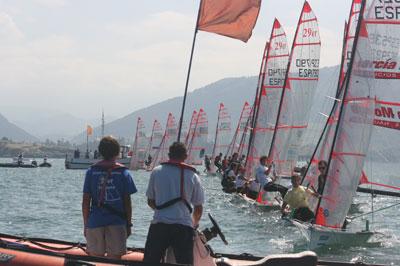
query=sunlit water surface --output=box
[0,159,399,265]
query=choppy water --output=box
[0,158,399,265]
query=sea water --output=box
[0,158,399,265]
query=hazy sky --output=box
[0,0,351,119]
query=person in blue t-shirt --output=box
[82,136,137,259]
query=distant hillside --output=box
[72,66,340,145]
[0,113,39,143]
[0,106,112,141]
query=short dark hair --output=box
[168,142,187,160]
[98,136,120,160]
[260,156,267,163]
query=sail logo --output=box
[296,59,319,78]
[373,2,400,20]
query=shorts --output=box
[86,224,127,256]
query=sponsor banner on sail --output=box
[365,0,400,132]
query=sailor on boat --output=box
[17,153,23,166]
[221,162,239,193]
[144,141,204,265]
[144,154,152,168]
[235,164,249,194]
[82,136,137,259]
[213,152,223,173]
[255,156,288,198]
[281,174,320,222]
[204,155,211,173]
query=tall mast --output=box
[101,109,105,138]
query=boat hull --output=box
[64,156,131,170]
[292,220,374,250]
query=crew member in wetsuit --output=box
[144,142,204,265]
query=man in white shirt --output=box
[256,156,288,198]
[144,142,205,264]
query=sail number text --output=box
[302,28,318,38]
[296,59,319,78]
[374,2,400,20]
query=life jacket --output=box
[154,161,196,213]
[90,160,128,219]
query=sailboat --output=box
[209,103,232,174]
[226,101,252,158]
[64,113,131,170]
[129,117,148,170]
[149,113,178,170]
[236,18,290,208]
[186,108,208,165]
[294,0,376,249]
[143,119,163,170]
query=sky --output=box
[0,0,352,119]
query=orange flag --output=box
[197,0,261,42]
[87,125,93,136]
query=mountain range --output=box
[0,66,339,145]
[0,113,39,142]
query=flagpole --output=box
[177,0,202,142]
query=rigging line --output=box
[349,201,400,221]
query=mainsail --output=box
[185,110,198,146]
[227,101,252,157]
[304,0,375,228]
[246,19,290,178]
[301,0,361,187]
[212,103,232,159]
[144,119,163,166]
[187,108,208,165]
[150,113,178,169]
[268,1,321,177]
[130,117,147,170]
[359,0,400,195]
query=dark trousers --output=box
[263,182,288,198]
[144,223,194,264]
[293,207,315,222]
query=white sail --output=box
[246,19,290,178]
[185,110,198,147]
[212,103,232,158]
[309,5,375,228]
[144,119,163,165]
[269,1,321,177]
[187,108,208,165]
[150,113,177,169]
[227,101,252,157]
[130,117,147,170]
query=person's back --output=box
[144,142,204,265]
[148,163,203,227]
[82,136,137,259]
